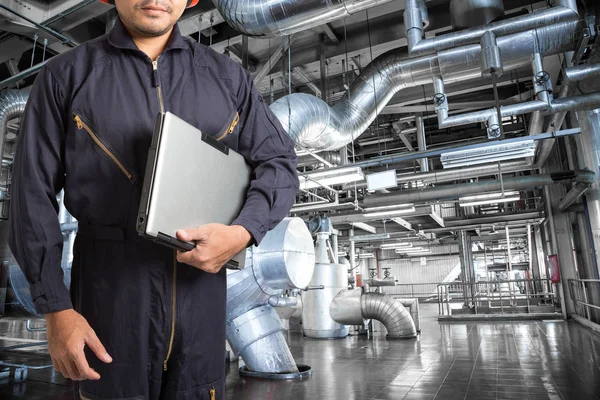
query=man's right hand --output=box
[45,309,112,381]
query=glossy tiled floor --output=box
[2,304,600,399]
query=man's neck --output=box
[130,27,173,61]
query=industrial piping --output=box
[226,218,315,375]
[330,289,417,339]
[362,170,595,208]
[0,90,28,175]
[212,0,397,37]
[269,18,579,151]
[404,0,578,56]
[533,62,600,167]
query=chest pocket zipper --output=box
[215,112,239,142]
[73,115,134,182]
[210,388,216,400]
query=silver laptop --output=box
[137,112,251,269]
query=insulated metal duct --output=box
[330,289,417,339]
[270,19,579,151]
[362,170,595,207]
[0,90,27,164]
[226,218,315,374]
[302,231,349,338]
[405,0,577,56]
[449,0,505,29]
[212,0,395,37]
[577,109,600,275]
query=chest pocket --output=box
[72,112,137,184]
[214,110,239,143]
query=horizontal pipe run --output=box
[342,160,532,190]
[565,63,600,83]
[271,18,579,151]
[362,170,595,208]
[439,92,600,129]
[213,0,395,37]
[407,6,578,56]
[325,128,581,171]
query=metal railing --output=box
[382,283,441,299]
[437,279,557,316]
[568,279,600,321]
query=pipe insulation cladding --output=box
[362,170,596,208]
[212,0,398,37]
[226,218,315,374]
[330,289,418,339]
[269,19,580,151]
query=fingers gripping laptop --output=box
[137,112,252,269]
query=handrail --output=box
[437,279,557,316]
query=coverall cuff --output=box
[231,218,265,247]
[33,296,73,315]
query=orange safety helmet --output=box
[99,0,199,8]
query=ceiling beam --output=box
[351,222,377,233]
[391,217,413,231]
[254,35,296,85]
[392,122,415,151]
[293,66,322,98]
[321,23,340,45]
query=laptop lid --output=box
[137,112,252,269]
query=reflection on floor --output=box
[1,304,600,399]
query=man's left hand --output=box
[176,224,252,273]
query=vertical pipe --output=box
[544,185,568,318]
[404,0,424,53]
[349,228,356,278]
[458,230,474,308]
[416,113,428,172]
[319,34,327,102]
[527,224,533,277]
[578,109,600,273]
[332,233,339,262]
[241,36,249,70]
[505,226,512,277]
[576,109,600,320]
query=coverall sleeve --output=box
[231,70,299,246]
[8,67,70,315]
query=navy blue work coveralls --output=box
[7,17,299,400]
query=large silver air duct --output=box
[449,0,505,29]
[405,0,577,56]
[0,90,27,166]
[270,19,579,151]
[577,109,600,277]
[212,0,395,37]
[226,218,315,374]
[302,231,349,338]
[330,289,417,339]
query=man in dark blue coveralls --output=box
[7,0,299,398]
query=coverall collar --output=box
[108,17,189,53]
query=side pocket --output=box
[215,111,239,142]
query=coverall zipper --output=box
[150,55,176,372]
[152,56,165,114]
[163,251,177,371]
[73,115,133,181]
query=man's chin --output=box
[133,22,173,37]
